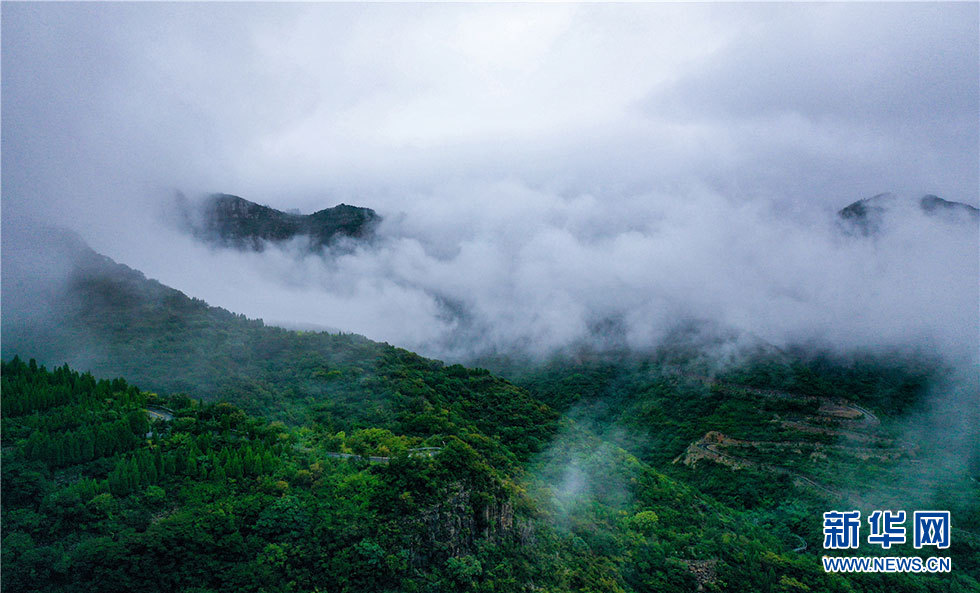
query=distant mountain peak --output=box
[919,194,979,217]
[837,192,978,236]
[176,193,380,252]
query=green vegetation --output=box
[2,242,555,464]
[4,358,978,592]
[500,354,979,588]
[3,240,977,591]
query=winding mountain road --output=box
[322,447,442,464]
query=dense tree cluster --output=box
[2,244,976,591]
[3,359,977,592]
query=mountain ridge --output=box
[0,223,557,458]
[176,192,381,252]
[3,220,977,592]
[837,192,978,236]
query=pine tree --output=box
[243,447,258,476]
[226,453,242,479]
[68,433,82,464]
[145,453,159,483]
[164,453,176,476]
[81,430,95,462]
[54,438,66,466]
[127,457,141,490]
[109,462,128,496]
[264,451,277,473]
[154,448,165,476]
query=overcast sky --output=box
[2,3,978,361]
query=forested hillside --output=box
[3,230,978,591]
[6,359,977,592]
[501,353,980,573]
[1,227,555,461]
[4,2,978,591]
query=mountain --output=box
[0,224,556,459]
[176,193,381,251]
[3,225,978,592]
[838,192,979,236]
[919,194,980,218]
[4,358,873,593]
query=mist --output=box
[2,3,977,368]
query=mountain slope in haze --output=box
[0,231,879,592]
[838,192,979,236]
[176,193,380,252]
[8,359,929,593]
[492,350,980,584]
[0,224,555,460]
[3,224,978,591]
[4,360,975,593]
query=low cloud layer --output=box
[109,186,978,367]
[2,3,977,364]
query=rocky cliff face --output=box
[178,193,380,252]
[408,482,517,564]
[377,477,527,571]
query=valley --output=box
[2,210,977,592]
[3,4,977,590]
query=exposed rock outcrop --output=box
[176,193,380,252]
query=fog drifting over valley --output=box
[3,3,978,365]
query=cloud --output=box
[643,3,979,205]
[87,183,974,371]
[2,3,977,365]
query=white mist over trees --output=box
[133,187,978,368]
[2,6,978,590]
[2,3,976,366]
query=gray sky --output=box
[2,2,978,361]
